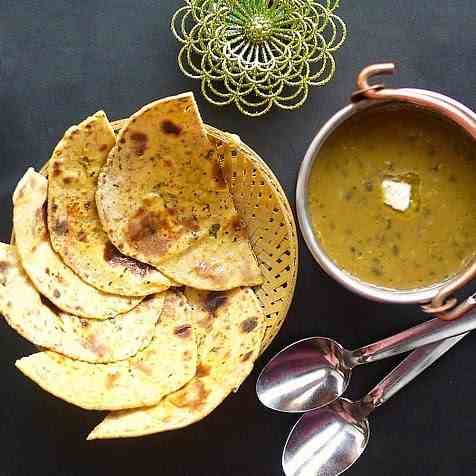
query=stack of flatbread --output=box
[0,93,265,439]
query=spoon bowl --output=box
[256,337,351,413]
[257,307,476,413]
[283,399,369,476]
[282,333,466,476]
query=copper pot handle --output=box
[353,63,476,320]
[354,63,476,141]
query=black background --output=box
[1,1,475,475]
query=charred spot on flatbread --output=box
[0,260,10,286]
[39,294,62,315]
[53,218,69,235]
[209,223,220,238]
[105,372,120,390]
[127,209,172,257]
[127,208,201,257]
[103,241,153,277]
[84,334,109,358]
[196,363,210,377]
[174,324,192,338]
[240,317,258,333]
[129,131,148,156]
[51,161,62,177]
[204,291,227,314]
[161,120,182,136]
[77,231,87,242]
[36,203,50,240]
[0,260,10,274]
[170,380,210,410]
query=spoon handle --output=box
[359,333,466,415]
[347,297,476,366]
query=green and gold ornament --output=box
[172,0,347,116]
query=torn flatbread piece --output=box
[0,243,163,363]
[47,111,173,296]
[96,93,262,290]
[12,168,141,319]
[87,287,264,439]
[15,291,197,411]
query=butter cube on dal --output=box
[382,179,412,212]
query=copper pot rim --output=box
[296,85,476,306]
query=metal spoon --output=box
[257,301,476,412]
[282,332,466,476]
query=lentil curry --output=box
[308,105,476,289]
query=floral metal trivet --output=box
[171,0,347,116]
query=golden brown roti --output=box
[15,291,197,411]
[47,111,173,297]
[96,93,262,290]
[87,287,265,439]
[13,168,141,319]
[0,243,164,363]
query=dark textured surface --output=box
[1,1,475,475]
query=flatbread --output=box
[12,168,141,319]
[47,111,173,296]
[87,287,265,439]
[0,243,164,363]
[96,92,262,290]
[15,290,197,411]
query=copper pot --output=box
[296,63,476,320]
